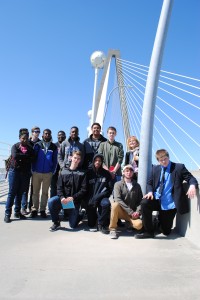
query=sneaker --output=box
[89,227,98,232]
[49,222,61,232]
[98,224,109,235]
[110,230,118,239]
[29,211,38,218]
[21,208,29,215]
[14,212,26,220]
[4,215,11,223]
[40,211,47,218]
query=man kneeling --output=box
[48,151,87,231]
[109,165,143,239]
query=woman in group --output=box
[4,131,35,223]
[125,136,140,179]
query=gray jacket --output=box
[113,179,143,215]
[58,138,85,169]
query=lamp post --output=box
[89,51,106,130]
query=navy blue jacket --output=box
[32,141,58,174]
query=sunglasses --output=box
[33,130,40,133]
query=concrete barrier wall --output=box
[176,182,200,248]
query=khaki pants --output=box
[109,202,143,231]
[32,172,52,211]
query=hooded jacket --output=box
[87,154,113,207]
[58,137,85,169]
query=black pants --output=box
[141,198,177,235]
[87,198,110,228]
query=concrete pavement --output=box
[0,193,200,300]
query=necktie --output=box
[158,167,167,195]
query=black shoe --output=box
[4,215,11,223]
[49,222,61,232]
[135,232,155,239]
[29,211,38,218]
[40,211,47,218]
[98,224,109,235]
[126,227,134,233]
[14,212,26,220]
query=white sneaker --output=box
[89,227,97,232]
[110,230,118,239]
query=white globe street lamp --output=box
[90,51,106,69]
[90,51,106,128]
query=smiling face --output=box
[156,149,170,167]
[128,139,138,150]
[123,168,134,180]
[127,136,139,150]
[92,124,101,138]
[70,127,79,140]
[20,134,28,146]
[57,131,66,143]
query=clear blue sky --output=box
[0,0,199,149]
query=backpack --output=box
[4,155,13,179]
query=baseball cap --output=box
[122,164,134,172]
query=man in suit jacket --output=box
[135,149,198,239]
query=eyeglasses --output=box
[33,130,40,133]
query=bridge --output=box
[0,0,200,298]
[0,54,200,300]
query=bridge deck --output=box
[0,185,200,299]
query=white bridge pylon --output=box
[89,49,130,143]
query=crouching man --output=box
[109,164,143,239]
[135,149,198,239]
[48,151,87,231]
[87,154,113,234]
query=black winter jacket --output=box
[10,142,35,173]
[87,154,113,207]
[57,168,87,205]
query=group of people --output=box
[4,123,198,239]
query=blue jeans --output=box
[5,169,31,216]
[19,171,31,209]
[50,172,58,198]
[48,196,81,228]
[87,198,111,227]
